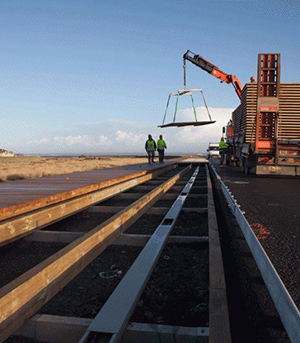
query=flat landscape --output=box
[0,156,149,181]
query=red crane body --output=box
[183,50,243,99]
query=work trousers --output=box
[157,149,165,163]
[147,151,155,164]
[220,149,227,165]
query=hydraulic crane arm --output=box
[183,50,243,99]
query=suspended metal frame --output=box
[159,88,215,128]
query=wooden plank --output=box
[233,83,300,142]
[115,193,178,200]
[207,166,231,343]
[0,165,191,342]
[87,206,169,216]
[0,165,176,247]
[24,231,208,246]
[0,163,175,222]
[16,315,209,343]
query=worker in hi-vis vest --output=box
[219,137,228,166]
[145,134,156,165]
[157,135,167,164]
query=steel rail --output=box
[209,163,300,343]
[79,167,200,343]
[0,164,177,247]
[0,165,191,342]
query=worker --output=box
[145,134,156,165]
[219,137,228,166]
[157,135,167,164]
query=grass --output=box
[0,156,149,182]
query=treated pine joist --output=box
[0,165,191,342]
[115,193,178,200]
[135,185,183,191]
[0,164,177,247]
[16,314,209,343]
[87,205,169,216]
[0,165,174,222]
[25,230,208,246]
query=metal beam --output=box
[79,167,199,343]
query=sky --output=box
[0,0,300,155]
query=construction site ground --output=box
[210,157,299,343]
[1,156,298,342]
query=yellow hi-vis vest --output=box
[157,139,166,150]
[219,140,228,150]
[146,139,155,152]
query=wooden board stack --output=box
[232,83,300,143]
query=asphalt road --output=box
[211,159,300,308]
[209,158,300,343]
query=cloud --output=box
[115,130,144,145]
[5,106,233,154]
[53,135,93,146]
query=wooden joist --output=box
[0,165,191,342]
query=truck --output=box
[183,51,300,175]
[207,143,220,159]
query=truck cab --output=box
[207,143,220,159]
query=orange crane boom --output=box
[183,50,244,99]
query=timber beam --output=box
[86,206,169,215]
[16,314,209,343]
[206,166,231,343]
[115,193,178,200]
[25,230,208,246]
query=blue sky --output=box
[1,0,299,154]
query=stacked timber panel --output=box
[232,83,300,142]
[278,84,300,140]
